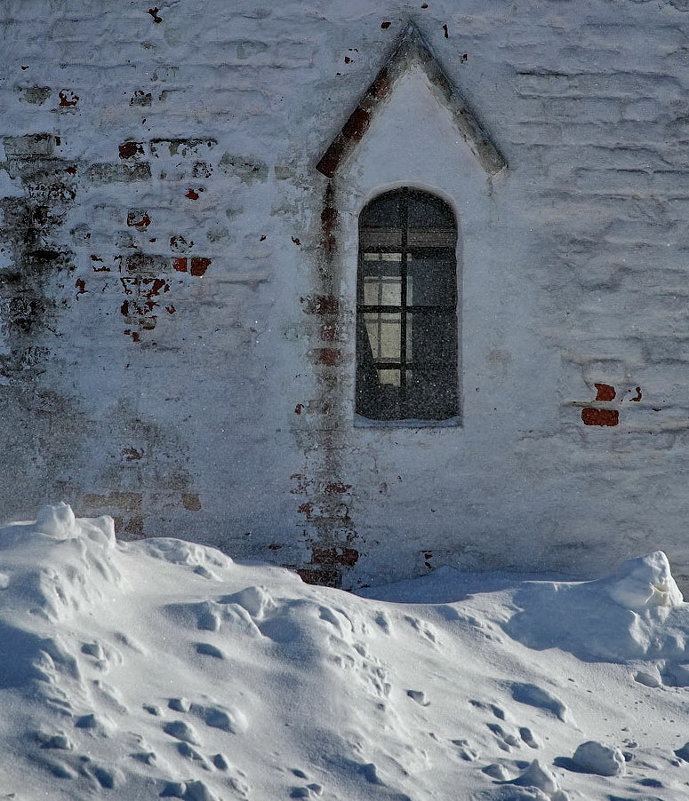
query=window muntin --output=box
[356,188,459,422]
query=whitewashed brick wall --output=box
[2,0,689,588]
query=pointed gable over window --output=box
[316,22,506,178]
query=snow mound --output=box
[571,740,625,776]
[505,551,689,661]
[2,507,689,800]
[604,550,683,611]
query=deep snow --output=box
[2,505,689,799]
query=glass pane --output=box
[378,368,400,386]
[407,367,458,419]
[361,253,402,305]
[407,311,456,367]
[360,192,402,228]
[406,191,456,230]
[407,254,456,306]
[363,312,401,361]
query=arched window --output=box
[356,188,459,422]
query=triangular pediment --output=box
[316,23,507,178]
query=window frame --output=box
[355,187,460,425]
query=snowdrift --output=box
[2,505,689,800]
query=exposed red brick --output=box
[185,188,200,200]
[130,89,152,106]
[75,279,86,295]
[165,305,176,314]
[296,567,340,587]
[294,403,304,415]
[290,474,308,494]
[342,106,370,143]
[119,141,144,159]
[443,23,449,37]
[297,501,314,517]
[302,295,339,315]
[594,383,616,401]
[127,211,151,230]
[170,235,193,253]
[320,324,338,341]
[381,20,391,28]
[143,278,169,298]
[582,408,619,426]
[321,206,337,228]
[291,236,301,246]
[124,516,145,536]
[181,493,201,511]
[317,348,341,366]
[190,257,211,276]
[267,544,282,550]
[323,482,352,496]
[122,446,143,461]
[172,257,188,272]
[58,90,78,107]
[148,6,162,22]
[631,386,642,402]
[310,546,359,567]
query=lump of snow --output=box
[505,552,689,661]
[136,537,231,569]
[163,720,200,744]
[502,760,560,795]
[483,762,512,779]
[35,503,77,538]
[169,697,191,712]
[571,741,625,776]
[605,551,683,611]
[204,705,247,734]
[220,585,275,619]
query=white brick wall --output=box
[2,0,689,588]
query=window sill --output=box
[353,414,462,429]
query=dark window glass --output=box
[356,188,459,421]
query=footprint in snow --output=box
[169,697,191,713]
[508,681,571,723]
[202,704,248,734]
[196,642,225,659]
[407,689,430,706]
[450,738,479,761]
[487,723,520,751]
[290,786,324,798]
[177,741,211,770]
[519,727,539,749]
[374,611,391,635]
[160,778,217,800]
[469,699,508,720]
[130,750,157,766]
[404,615,437,643]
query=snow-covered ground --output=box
[2,505,689,800]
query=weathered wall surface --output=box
[2,0,689,588]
